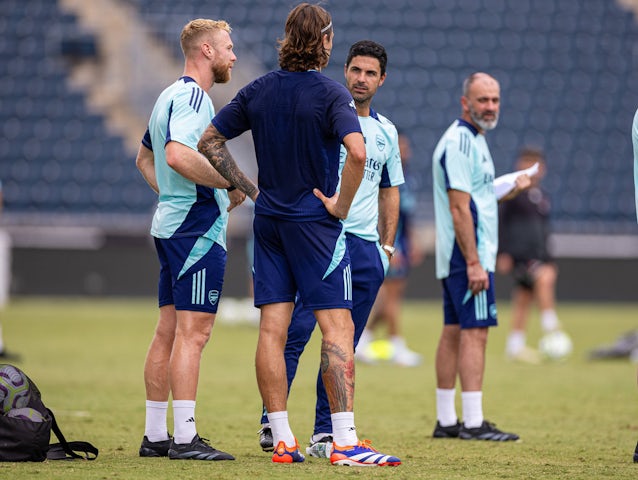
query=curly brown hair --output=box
[278,3,332,72]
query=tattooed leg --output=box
[320,339,355,412]
[315,308,356,413]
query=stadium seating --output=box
[125,0,638,233]
[0,0,156,224]
[2,0,638,233]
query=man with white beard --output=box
[431,72,528,441]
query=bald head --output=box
[462,72,498,97]
[461,72,500,133]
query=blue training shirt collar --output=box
[457,118,479,136]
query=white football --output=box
[538,330,573,360]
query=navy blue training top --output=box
[212,70,361,221]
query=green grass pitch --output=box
[0,297,637,479]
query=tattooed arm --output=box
[198,124,259,202]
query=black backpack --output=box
[0,364,98,462]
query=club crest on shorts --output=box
[208,290,220,305]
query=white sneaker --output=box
[391,337,422,367]
[506,345,542,364]
[305,434,333,458]
[354,343,378,364]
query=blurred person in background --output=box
[0,180,18,360]
[586,108,638,367]
[135,18,244,462]
[634,107,638,225]
[431,72,528,441]
[356,131,424,367]
[496,147,570,364]
[631,106,638,463]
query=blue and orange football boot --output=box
[271,438,305,463]
[330,439,400,467]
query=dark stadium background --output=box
[1,0,637,301]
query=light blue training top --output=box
[432,119,497,279]
[142,76,229,249]
[339,109,404,242]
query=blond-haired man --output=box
[135,19,243,461]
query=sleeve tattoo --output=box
[198,127,259,201]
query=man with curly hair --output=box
[198,3,400,467]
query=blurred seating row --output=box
[126,0,638,232]
[1,0,637,232]
[0,0,156,221]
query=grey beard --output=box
[475,116,498,131]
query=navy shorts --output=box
[155,236,226,313]
[512,259,546,290]
[282,234,386,434]
[252,215,352,311]
[442,271,498,329]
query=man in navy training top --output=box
[257,39,404,459]
[198,3,400,467]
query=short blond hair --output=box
[180,19,231,57]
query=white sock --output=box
[357,328,373,349]
[331,411,358,446]
[541,310,560,332]
[144,400,169,442]
[436,388,457,426]
[506,330,526,355]
[390,335,406,349]
[461,391,483,429]
[173,400,197,444]
[267,411,295,447]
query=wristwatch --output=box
[382,244,396,258]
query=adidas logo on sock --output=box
[185,417,195,423]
